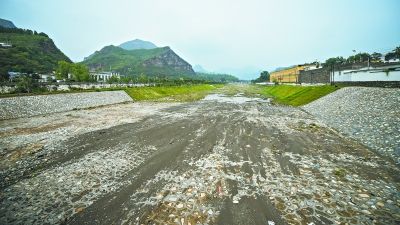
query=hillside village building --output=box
[39,74,55,82]
[0,42,12,48]
[90,71,121,82]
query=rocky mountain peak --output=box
[0,18,17,28]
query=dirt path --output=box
[1,94,399,225]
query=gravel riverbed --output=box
[303,87,400,164]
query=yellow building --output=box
[270,65,307,83]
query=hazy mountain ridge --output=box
[119,39,157,50]
[193,65,208,73]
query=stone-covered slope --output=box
[0,91,133,120]
[303,87,400,163]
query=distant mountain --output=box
[0,23,71,76]
[118,39,157,50]
[195,72,239,83]
[0,18,16,29]
[82,45,195,77]
[193,64,208,73]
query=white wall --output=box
[333,66,400,82]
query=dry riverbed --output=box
[0,94,399,225]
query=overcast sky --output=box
[1,0,399,79]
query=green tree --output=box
[371,52,382,62]
[252,71,270,83]
[15,75,37,93]
[107,75,120,84]
[55,61,71,80]
[259,71,270,81]
[346,53,370,63]
[120,76,132,84]
[356,53,371,62]
[324,57,345,67]
[70,63,90,82]
[385,46,400,61]
[138,74,148,83]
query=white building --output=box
[333,64,400,82]
[90,71,120,82]
[387,58,400,63]
[303,63,320,71]
[39,74,56,82]
[8,72,22,80]
[0,42,12,48]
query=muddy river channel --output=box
[1,94,399,225]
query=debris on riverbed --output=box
[202,93,270,104]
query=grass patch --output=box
[125,84,223,102]
[259,85,340,106]
[334,168,347,178]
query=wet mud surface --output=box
[1,95,399,225]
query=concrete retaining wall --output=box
[298,68,330,84]
[0,91,133,120]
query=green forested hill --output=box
[195,73,239,83]
[0,28,71,77]
[83,45,166,68]
[82,45,195,77]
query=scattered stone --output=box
[75,207,85,213]
[359,194,369,198]
[361,210,371,215]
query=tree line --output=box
[0,27,48,37]
[252,71,270,83]
[323,46,400,67]
[56,61,91,82]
